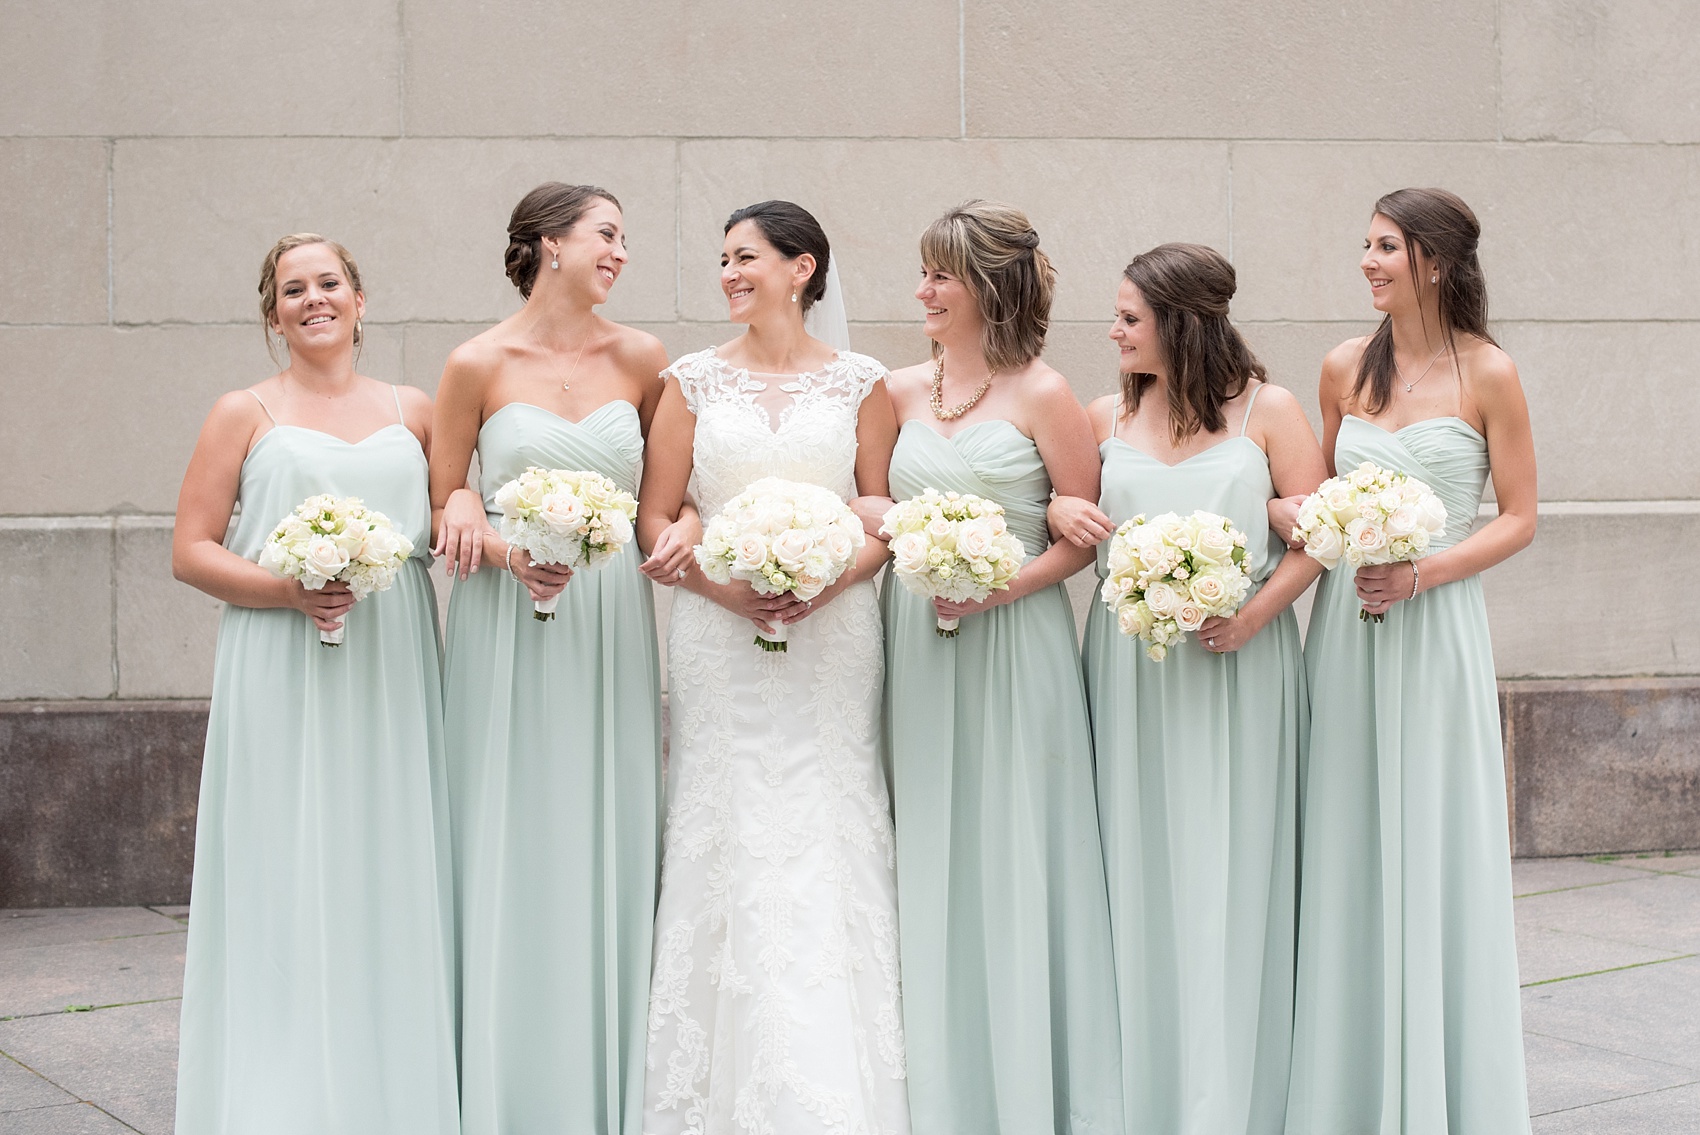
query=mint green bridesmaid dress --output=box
[442,401,661,1135]
[1286,416,1530,1134]
[176,389,459,1135]
[1082,389,1302,1135]
[883,419,1124,1135]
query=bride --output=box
[635,200,909,1135]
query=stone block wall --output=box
[2,3,1697,899]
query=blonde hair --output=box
[258,233,364,364]
[920,200,1055,372]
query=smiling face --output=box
[544,198,626,304]
[1109,278,1163,377]
[720,220,812,325]
[915,262,985,350]
[1361,212,1435,314]
[271,242,364,355]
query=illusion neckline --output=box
[483,399,639,430]
[1103,433,1263,469]
[1343,413,1486,444]
[707,344,846,382]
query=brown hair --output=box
[920,200,1055,372]
[505,182,621,300]
[258,233,364,364]
[1354,187,1494,415]
[724,199,831,315]
[1120,243,1266,442]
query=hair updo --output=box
[1353,186,1494,414]
[920,200,1054,373]
[1120,242,1267,442]
[505,182,621,300]
[723,200,831,315]
[258,232,364,364]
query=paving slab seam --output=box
[1,995,181,1023]
[1522,1029,1700,1075]
[1530,1077,1700,1119]
[1515,876,1653,898]
[1521,953,1697,988]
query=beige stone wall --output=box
[3,1,1697,699]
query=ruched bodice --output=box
[477,400,644,508]
[1335,415,1488,553]
[889,419,1052,557]
[1096,435,1284,583]
[229,424,430,559]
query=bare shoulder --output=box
[1248,379,1302,415]
[208,386,271,433]
[390,381,433,415]
[1085,393,1118,438]
[1460,336,1520,391]
[1318,335,1369,402]
[1016,359,1082,408]
[607,321,668,369]
[886,360,933,392]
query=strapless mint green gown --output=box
[176,414,459,1135]
[883,419,1123,1135]
[1286,416,1529,1134]
[1082,403,1302,1135]
[442,401,661,1135]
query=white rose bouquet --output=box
[1291,461,1447,623]
[258,494,415,646]
[493,466,638,621]
[1100,510,1251,661]
[879,488,1025,638]
[694,476,865,653]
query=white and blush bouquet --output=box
[1100,510,1250,661]
[880,488,1025,637]
[494,466,638,621]
[259,494,414,646]
[695,476,865,652]
[1291,461,1447,622]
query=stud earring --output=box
[1431,274,1438,284]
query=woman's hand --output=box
[1198,611,1263,654]
[434,487,491,580]
[290,579,356,633]
[1268,494,1307,550]
[641,512,702,586]
[1048,495,1114,548]
[707,578,814,634]
[1355,561,1418,617]
[933,590,1013,622]
[509,551,573,603]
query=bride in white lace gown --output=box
[634,201,908,1135]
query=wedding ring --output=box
[676,567,687,579]
[1208,638,1217,647]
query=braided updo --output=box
[505,182,621,299]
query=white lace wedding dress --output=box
[644,347,909,1135]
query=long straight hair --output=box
[1354,187,1495,414]
[1119,243,1265,442]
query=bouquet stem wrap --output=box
[258,494,414,648]
[694,477,865,655]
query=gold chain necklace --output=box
[929,353,996,421]
[559,333,592,392]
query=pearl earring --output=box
[1431,274,1438,284]
[790,290,798,304]
[551,251,560,270]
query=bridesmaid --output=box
[431,183,688,1135]
[882,201,1124,1134]
[171,234,458,1133]
[1049,244,1326,1134]
[1280,188,1537,1133]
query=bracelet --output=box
[506,545,515,575]
[1409,561,1421,600]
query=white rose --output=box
[358,527,406,565]
[605,509,633,544]
[303,535,350,580]
[1345,516,1389,559]
[1189,571,1228,608]
[890,532,929,574]
[957,518,996,561]
[1145,580,1180,618]
[1417,494,1448,534]
[493,480,522,517]
[1323,483,1358,524]
[515,475,548,512]
[538,491,587,534]
[1386,504,1419,538]
[1305,524,1345,570]
[1349,463,1378,490]
[1174,601,1207,632]
[1193,524,1236,565]
[732,533,769,573]
[771,528,815,570]
[822,527,855,564]
[258,542,292,575]
[925,517,955,545]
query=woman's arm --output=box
[1357,347,1537,614]
[1048,393,1117,548]
[429,342,494,576]
[848,378,900,538]
[1270,339,1359,546]
[171,392,354,632]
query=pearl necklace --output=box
[929,353,996,421]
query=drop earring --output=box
[790,290,798,304]
[550,244,559,270]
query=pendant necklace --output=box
[560,334,592,392]
[929,352,997,421]
[1398,342,1449,394]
